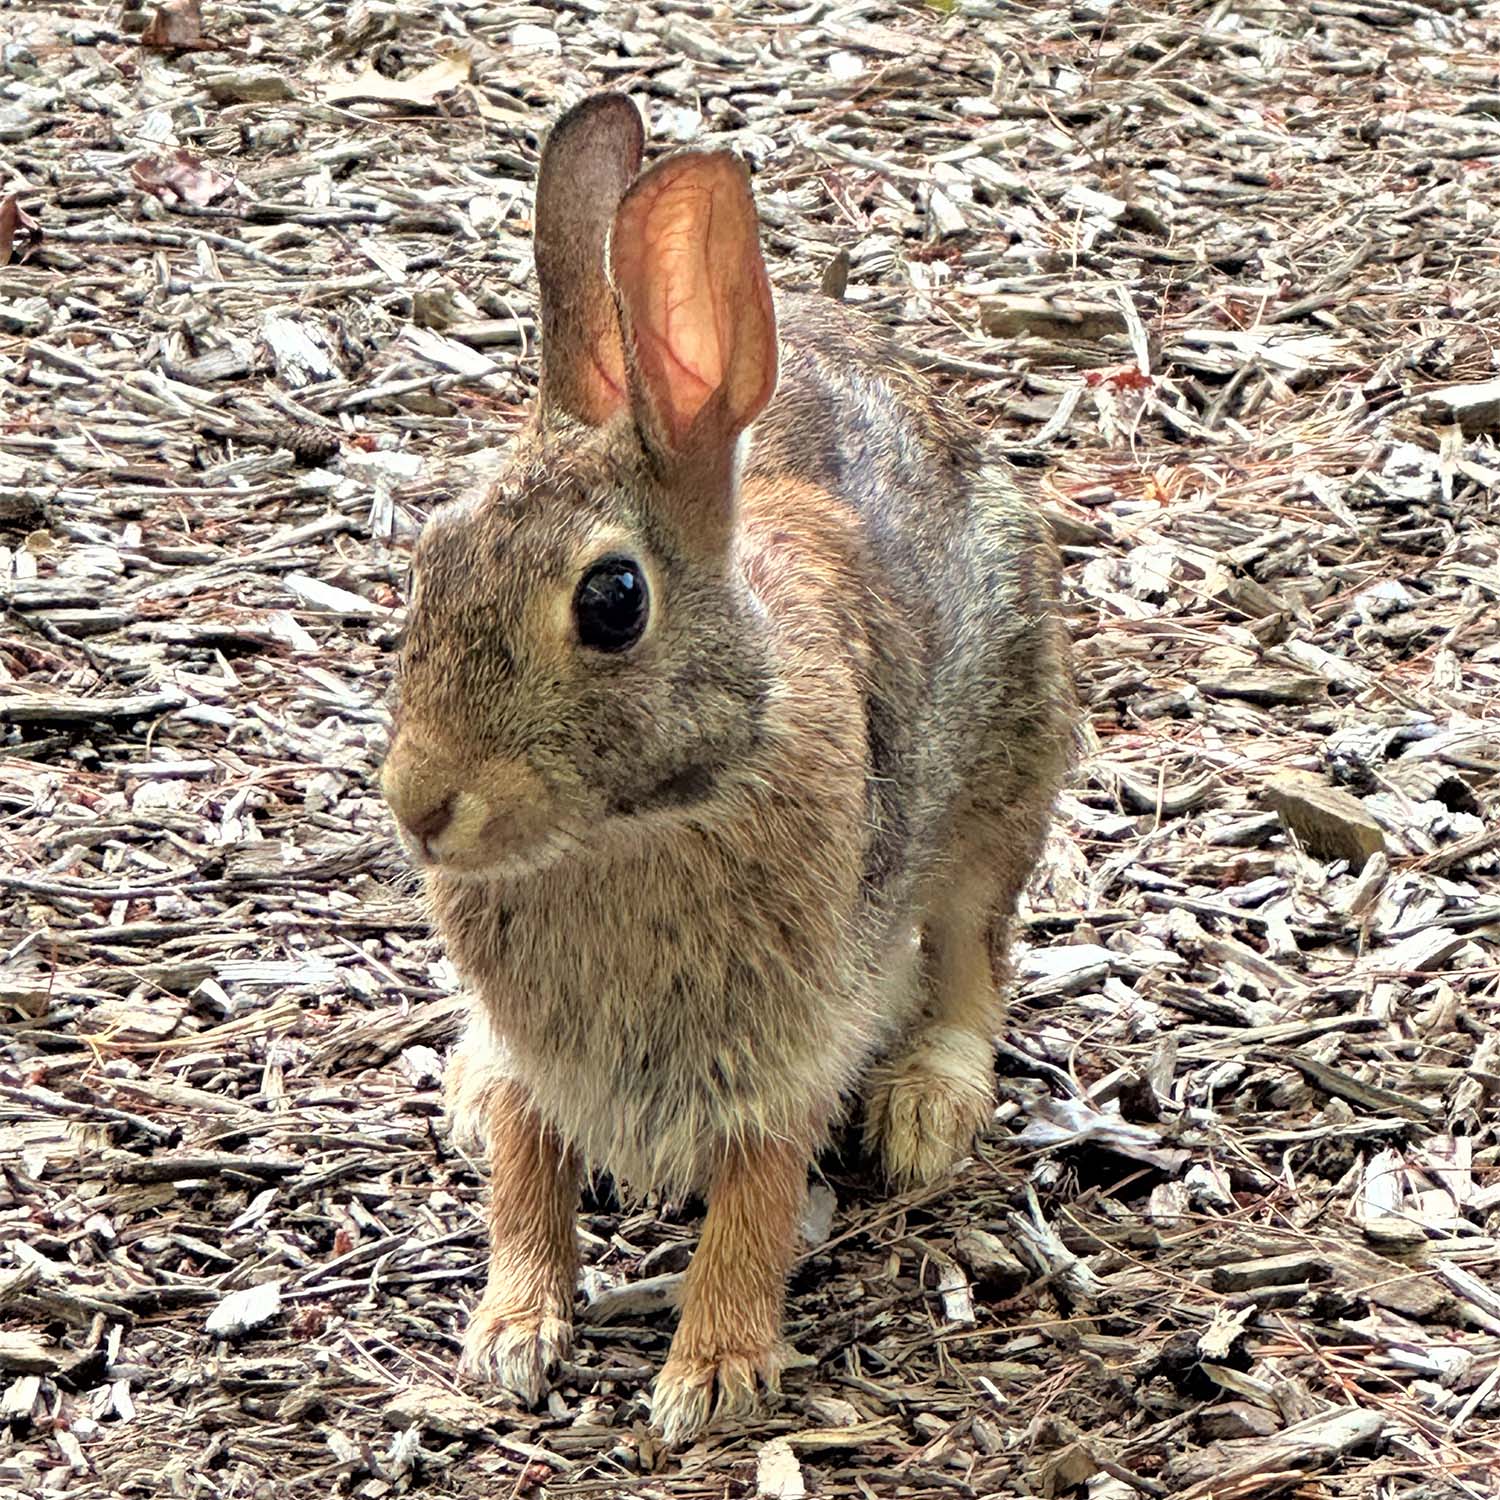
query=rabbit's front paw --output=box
[652,1345,780,1446]
[864,1024,996,1189]
[460,1303,572,1406]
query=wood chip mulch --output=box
[2,2,1498,1496]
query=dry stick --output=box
[0,597,135,683]
[44,222,305,275]
[0,1081,174,1141]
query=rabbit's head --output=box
[381,95,781,878]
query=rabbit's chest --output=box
[434,845,886,1191]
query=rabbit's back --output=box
[744,292,1072,913]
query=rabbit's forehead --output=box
[419,490,599,574]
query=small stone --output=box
[0,105,44,143]
[510,23,560,53]
[1198,1402,1282,1440]
[202,67,297,104]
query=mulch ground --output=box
[2,1,1499,1496]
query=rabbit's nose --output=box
[406,793,456,860]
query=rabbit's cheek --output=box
[426,764,554,873]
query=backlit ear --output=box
[609,151,778,468]
[534,94,644,426]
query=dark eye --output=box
[574,556,649,653]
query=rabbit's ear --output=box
[610,151,778,478]
[534,94,644,426]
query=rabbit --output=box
[379,91,1075,1445]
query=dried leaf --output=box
[0,194,41,265]
[141,0,208,50]
[383,1383,495,1437]
[131,150,236,207]
[315,49,471,109]
[1014,1096,1192,1174]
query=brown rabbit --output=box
[380,92,1074,1444]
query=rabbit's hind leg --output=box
[865,788,1054,1188]
[862,864,999,1189]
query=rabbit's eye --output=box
[575,556,649,653]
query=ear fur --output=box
[609,151,779,479]
[533,93,644,426]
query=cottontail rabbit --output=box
[381,93,1074,1444]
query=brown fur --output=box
[654,1130,811,1435]
[380,95,1075,1444]
[455,1076,578,1403]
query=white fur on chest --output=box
[436,835,897,1192]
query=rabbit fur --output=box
[380,92,1075,1443]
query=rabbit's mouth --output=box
[419,823,585,886]
[381,739,574,879]
[399,797,572,880]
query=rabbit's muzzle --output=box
[381,734,553,876]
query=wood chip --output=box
[979,294,1127,342]
[1200,670,1330,706]
[583,1272,681,1325]
[0,689,189,724]
[1418,377,1500,436]
[1262,770,1388,869]
[0,1332,66,1376]
[1166,1408,1385,1494]
[206,1280,283,1337]
[1211,1253,1333,1294]
[757,1436,807,1499]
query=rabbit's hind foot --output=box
[863,1024,995,1190]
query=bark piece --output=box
[1262,770,1387,869]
